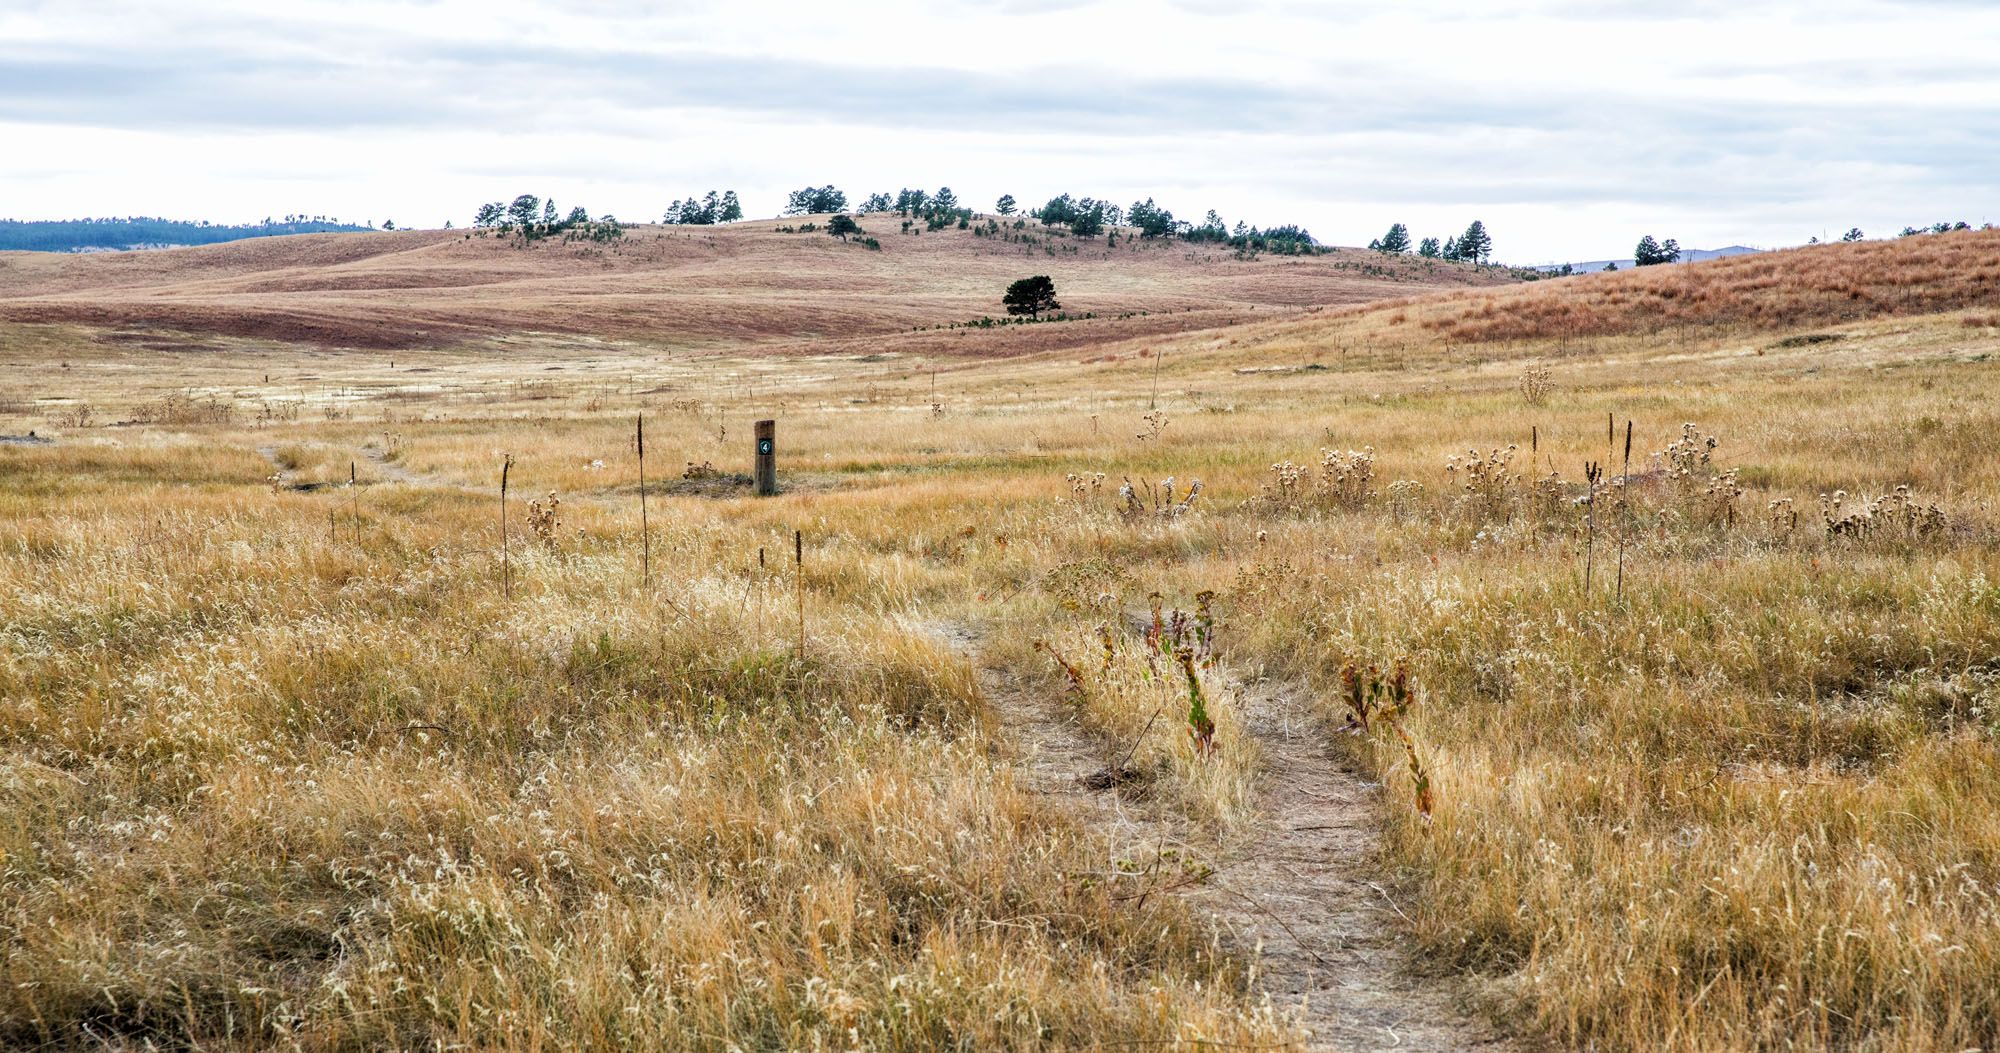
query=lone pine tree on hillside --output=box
[1002,276,1060,318]
[827,214,860,241]
[1457,220,1493,264]
[1371,222,1411,253]
[996,194,1017,215]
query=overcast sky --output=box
[2,0,1995,262]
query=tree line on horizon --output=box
[470,195,625,244]
[750,184,1322,254]
[0,216,373,252]
[1368,220,1494,264]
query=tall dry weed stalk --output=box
[637,415,650,590]
[499,453,514,599]
[1582,460,1603,596]
[1616,420,1632,600]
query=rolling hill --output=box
[1248,226,2000,352]
[0,218,1519,355]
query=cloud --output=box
[1,0,1994,260]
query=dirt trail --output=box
[940,623,1510,1052]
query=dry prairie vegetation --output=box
[0,219,1510,353]
[3,233,2000,1050]
[1320,227,2000,347]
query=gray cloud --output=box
[2,0,1994,259]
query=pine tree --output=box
[996,194,1017,216]
[1457,220,1491,264]
[1417,236,1441,258]
[1002,275,1060,318]
[1375,222,1411,253]
[1634,235,1680,266]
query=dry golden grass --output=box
[0,219,1511,353]
[3,229,2000,1050]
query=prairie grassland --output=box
[2,264,1999,1050]
[0,218,1509,352]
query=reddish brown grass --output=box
[0,221,1515,352]
[1346,228,2000,344]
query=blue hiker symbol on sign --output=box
[758,438,773,455]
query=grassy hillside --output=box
[1350,226,2000,345]
[0,218,1517,353]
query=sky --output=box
[1,0,1996,263]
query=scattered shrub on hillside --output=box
[129,391,235,426]
[471,194,621,244]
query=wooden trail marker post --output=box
[754,419,777,496]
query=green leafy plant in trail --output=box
[1341,659,1433,820]
[1145,590,1218,669]
[1179,650,1216,755]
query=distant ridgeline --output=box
[0,217,373,252]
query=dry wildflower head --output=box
[1317,446,1376,507]
[1519,366,1555,406]
[1819,486,1949,540]
[1260,447,1375,511]
[1135,409,1170,442]
[526,491,564,550]
[1445,444,1520,522]
[683,460,719,480]
[1651,423,1744,526]
[1659,422,1720,482]
[1118,475,1203,521]
[1261,460,1309,507]
[1384,479,1425,521]
[1065,471,1106,501]
[1768,496,1799,535]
